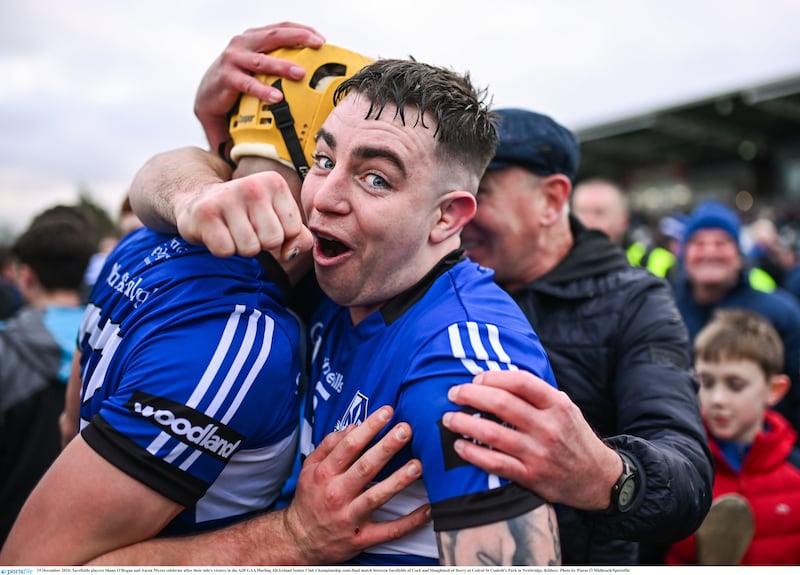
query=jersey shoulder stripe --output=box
[447,321,521,374]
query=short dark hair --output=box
[12,206,96,291]
[695,309,784,379]
[334,58,497,182]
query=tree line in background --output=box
[1,186,117,251]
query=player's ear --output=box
[766,374,790,407]
[430,190,476,244]
[540,174,571,227]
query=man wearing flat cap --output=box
[445,108,714,565]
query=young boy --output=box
[666,308,800,565]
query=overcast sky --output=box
[2,0,800,238]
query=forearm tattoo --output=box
[437,505,560,565]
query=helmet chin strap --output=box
[268,79,310,180]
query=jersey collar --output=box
[379,249,465,325]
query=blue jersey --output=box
[78,228,302,535]
[301,253,557,564]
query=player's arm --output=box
[438,504,559,565]
[127,146,231,235]
[0,435,183,565]
[86,407,429,566]
[128,146,311,259]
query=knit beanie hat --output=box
[684,200,741,247]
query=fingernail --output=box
[395,426,409,441]
[406,463,420,477]
[442,412,452,427]
[290,65,305,79]
[453,439,464,453]
[447,386,459,401]
[378,407,391,421]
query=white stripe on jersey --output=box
[221,313,275,423]
[83,323,123,402]
[205,308,263,417]
[467,321,502,371]
[151,427,173,460]
[178,311,276,471]
[364,480,437,560]
[448,321,510,491]
[81,304,101,344]
[150,306,274,468]
[157,305,248,460]
[185,304,248,409]
[448,323,466,357]
[299,415,314,458]
[487,323,517,369]
[195,430,298,522]
[448,322,518,374]
[448,323,481,374]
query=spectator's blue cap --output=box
[488,108,580,181]
[684,200,741,246]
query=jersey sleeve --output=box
[81,303,301,508]
[396,320,555,532]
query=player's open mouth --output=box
[312,230,353,264]
[318,235,348,258]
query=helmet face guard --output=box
[229,45,373,178]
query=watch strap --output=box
[604,451,639,514]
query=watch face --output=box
[618,477,637,510]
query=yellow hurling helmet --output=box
[229,44,373,178]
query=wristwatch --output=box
[606,451,639,513]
